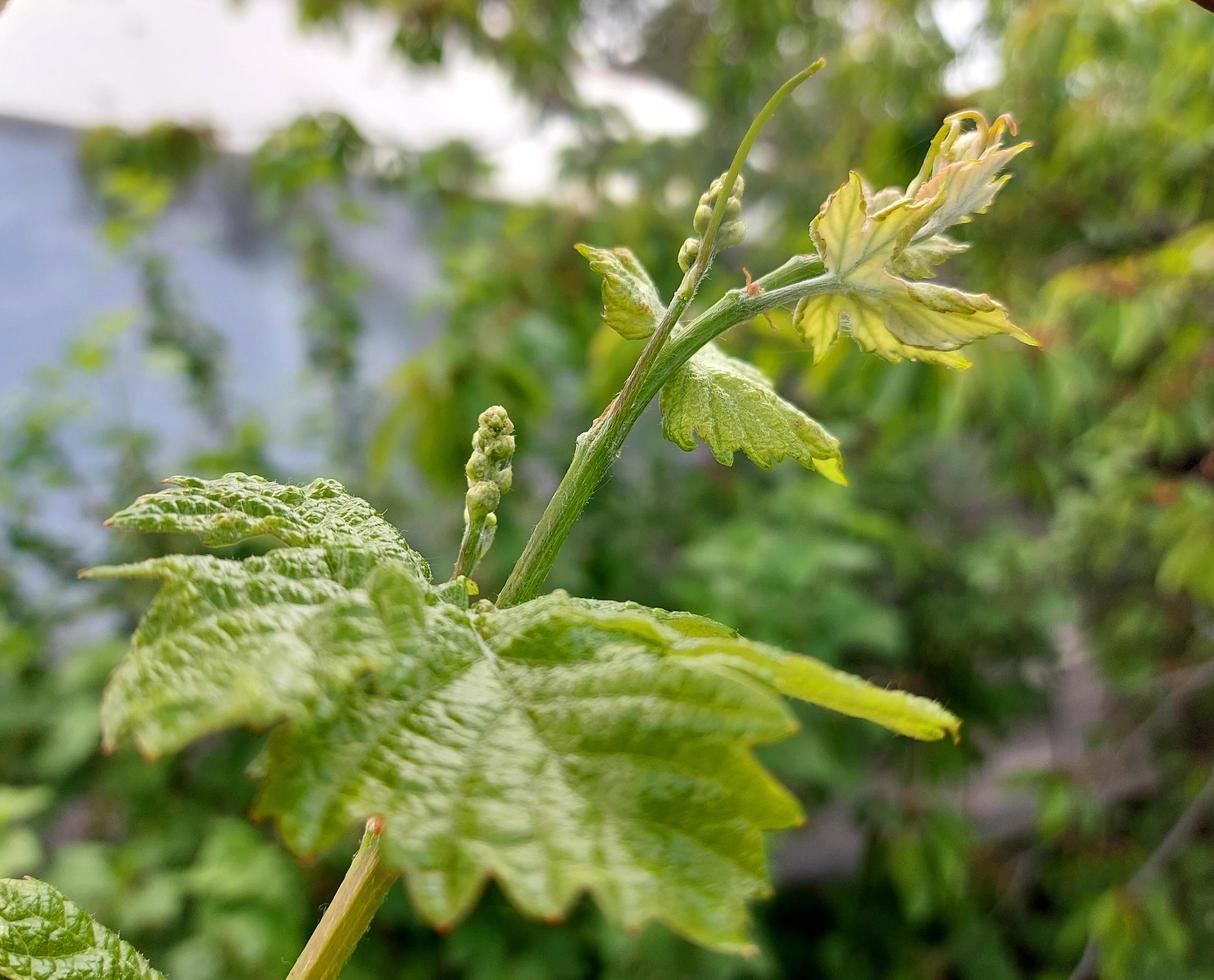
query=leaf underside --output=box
[660,343,846,484]
[91,473,959,954]
[0,877,165,980]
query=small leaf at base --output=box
[0,877,165,980]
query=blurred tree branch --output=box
[1069,766,1214,980]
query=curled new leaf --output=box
[575,243,663,340]
[891,233,969,280]
[0,877,165,980]
[660,342,846,483]
[906,110,1032,239]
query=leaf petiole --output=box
[288,818,397,980]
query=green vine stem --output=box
[287,818,397,980]
[287,64,833,974]
[497,270,837,608]
[497,62,829,607]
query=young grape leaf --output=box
[794,171,1037,368]
[83,473,434,757]
[906,111,1032,240]
[575,243,663,340]
[94,474,960,954]
[795,111,1035,368]
[891,233,969,280]
[84,550,406,757]
[0,877,165,980]
[660,342,846,484]
[103,472,429,580]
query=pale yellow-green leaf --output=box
[810,172,935,283]
[575,243,663,340]
[660,342,845,482]
[912,125,1031,239]
[891,234,969,279]
[671,637,961,742]
[798,170,1036,367]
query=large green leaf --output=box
[94,473,960,954]
[0,877,165,980]
[102,472,429,579]
[84,550,402,757]
[660,342,846,484]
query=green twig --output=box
[497,269,837,608]
[497,62,828,607]
[287,818,397,980]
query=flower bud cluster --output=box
[678,172,746,272]
[459,406,514,570]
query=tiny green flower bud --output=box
[454,405,516,580]
[481,433,514,464]
[678,236,700,272]
[686,172,744,265]
[717,219,746,249]
[466,481,501,520]
[465,451,491,483]
[478,405,510,431]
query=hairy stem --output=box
[288,818,396,980]
[1068,766,1214,980]
[496,62,828,607]
[497,272,837,607]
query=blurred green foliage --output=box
[3,0,1213,976]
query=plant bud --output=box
[465,451,491,483]
[454,405,515,579]
[478,405,510,430]
[684,172,745,266]
[484,433,515,463]
[677,237,700,272]
[466,481,500,520]
[717,219,746,249]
